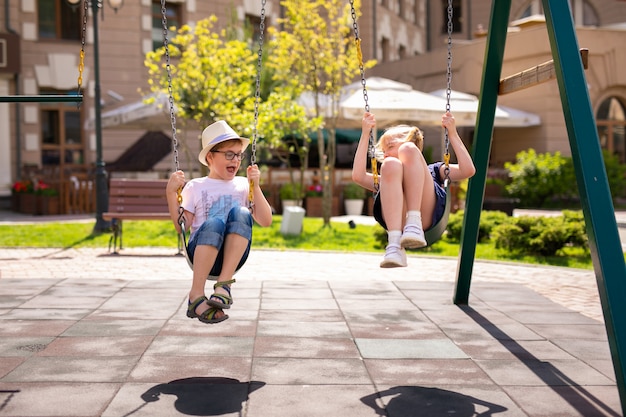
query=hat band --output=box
[209,132,238,145]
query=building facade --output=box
[1,0,626,212]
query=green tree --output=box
[144,15,320,183]
[269,0,375,226]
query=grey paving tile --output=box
[0,295,32,308]
[38,336,154,356]
[62,319,166,337]
[347,320,446,339]
[503,385,623,417]
[342,308,430,323]
[2,356,139,382]
[0,357,24,378]
[258,308,344,322]
[330,286,406,300]
[98,289,183,312]
[41,284,120,298]
[0,337,53,357]
[355,338,468,359]
[19,295,108,310]
[262,287,334,299]
[337,298,418,310]
[129,356,252,382]
[0,319,74,337]
[247,384,382,417]
[0,382,120,417]
[365,359,493,385]
[476,359,617,386]
[1,308,92,321]
[145,335,254,357]
[260,297,338,310]
[251,357,371,384]
[160,318,257,336]
[253,336,360,358]
[499,310,601,325]
[257,320,351,338]
[551,338,613,361]
[527,323,608,340]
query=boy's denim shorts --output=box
[187,206,252,276]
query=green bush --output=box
[504,148,626,207]
[446,210,510,243]
[491,211,588,256]
[504,149,574,207]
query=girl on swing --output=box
[166,121,273,324]
[352,111,475,268]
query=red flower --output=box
[306,184,323,197]
[12,180,33,194]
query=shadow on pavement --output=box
[461,305,621,417]
[361,386,508,416]
[137,377,265,416]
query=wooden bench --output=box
[103,179,180,253]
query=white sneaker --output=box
[380,245,407,268]
[400,225,427,249]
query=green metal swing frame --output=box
[453,1,626,413]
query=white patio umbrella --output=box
[429,89,541,127]
[340,77,541,128]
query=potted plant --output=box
[279,182,302,213]
[343,182,366,216]
[35,180,60,215]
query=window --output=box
[245,14,264,47]
[152,0,181,50]
[398,44,407,59]
[441,0,462,34]
[517,0,598,27]
[597,97,626,163]
[38,0,81,40]
[41,101,84,168]
[381,37,391,62]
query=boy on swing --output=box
[352,111,475,268]
[166,121,273,324]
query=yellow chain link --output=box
[77,50,85,90]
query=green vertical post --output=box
[543,0,626,412]
[453,0,511,304]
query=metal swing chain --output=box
[75,0,89,107]
[349,0,378,191]
[443,0,453,184]
[249,0,266,211]
[160,0,184,227]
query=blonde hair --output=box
[375,125,424,161]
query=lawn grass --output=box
[0,216,594,269]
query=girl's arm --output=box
[351,112,378,192]
[440,112,476,181]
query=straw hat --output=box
[198,120,250,166]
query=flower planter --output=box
[18,194,38,215]
[344,199,365,216]
[38,195,61,215]
[305,196,340,217]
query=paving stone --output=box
[355,338,468,359]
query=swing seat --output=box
[423,181,452,246]
[178,226,240,281]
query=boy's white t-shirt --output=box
[181,176,249,234]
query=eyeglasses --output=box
[210,150,247,161]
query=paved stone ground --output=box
[0,209,624,416]
[0,247,623,417]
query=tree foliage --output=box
[269,0,375,225]
[144,14,321,179]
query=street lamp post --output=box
[67,0,123,232]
